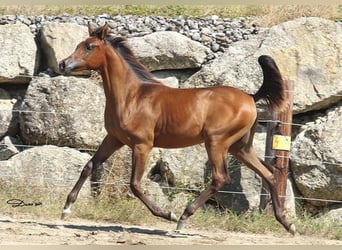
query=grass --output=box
[192,206,342,240]
[0,5,342,27]
[253,5,342,26]
[1,182,341,240]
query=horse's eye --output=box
[86,43,93,51]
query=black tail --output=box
[253,55,286,111]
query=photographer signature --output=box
[6,199,42,208]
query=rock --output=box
[152,69,198,88]
[184,17,342,114]
[39,22,89,75]
[215,158,262,213]
[129,31,211,71]
[322,207,342,225]
[214,131,264,213]
[291,103,342,206]
[0,136,21,160]
[0,24,37,83]
[157,144,209,188]
[153,74,179,88]
[284,178,297,218]
[211,42,220,52]
[191,32,201,41]
[1,14,260,54]
[0,88,19,138]
[19,75,106,149]
[143,181,191,214]
[0,145,91,196]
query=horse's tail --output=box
[253,55,286,111]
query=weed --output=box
[0,5,341,27]
[1,180,341,240]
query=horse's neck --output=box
[100,49,139,110]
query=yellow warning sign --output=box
[272,135,291,151]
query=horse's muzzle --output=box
[59,59,77,75]
[59,59,69,75]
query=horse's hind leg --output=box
[61,135,123,219]
[230,140,296,235]
[177,142,230,231]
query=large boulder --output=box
[19,75,106,149]
[0,145,91,196]
[39,22,88,74]
[39,23,210,75]
[184,17,342,115]
[0,24,37,83]
[0,88,19,138]
[214,157,262,213]
[129,31,211,71]
[214,132,265,213]
[322,207,342,225]
[0,136,21,160]
[154,144,209,187]
[291,103,342,206]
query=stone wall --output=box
[0,14,341,221]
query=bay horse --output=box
[59,22,295,235]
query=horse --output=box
[59,22,295,235]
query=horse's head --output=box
[59,22,110,75]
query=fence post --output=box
[260,80,294,213]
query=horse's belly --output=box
[153,134,203,148]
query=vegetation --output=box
[1,181,341,240]
[0,5,341,27]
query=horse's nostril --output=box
[59,60,65,71]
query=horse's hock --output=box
[0,16,341,222]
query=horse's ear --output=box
[88,21,94,36]
[100,22,109,40]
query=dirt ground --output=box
[0,214,341,245]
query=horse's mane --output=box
[105,35,162,85]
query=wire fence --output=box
[2,174,342,205]
[0,101,342,206]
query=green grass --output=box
[0,5,267,17]
[0,5,342,27]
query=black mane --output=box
[105,36,161,84]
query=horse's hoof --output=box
[289,224,296,235]
[61,213,68,220]
[176,219,186,231]
[61,208,71,220]
[169,212,178,222]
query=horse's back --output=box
[200,86,257,139]
[148,84,257,148]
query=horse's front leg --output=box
[130,143,177,222]
[61,135,123,219]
